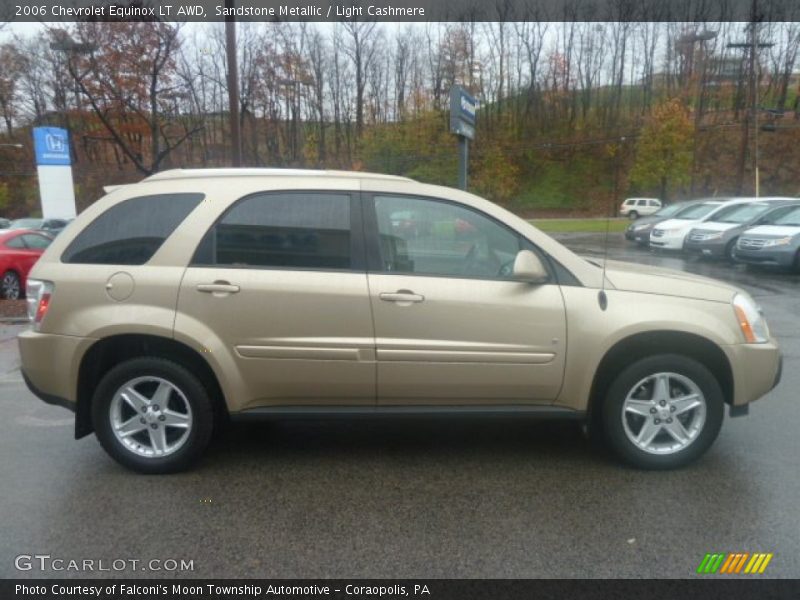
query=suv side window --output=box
[372,195,523,280]
[21,233,52,249]
[637,199,648,206]
[62,193,203,265]
[5,235,25,249]
[194,192,352,270]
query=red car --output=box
[0,229,53,299]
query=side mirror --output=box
[512,250,549,284]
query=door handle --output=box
[196,282,240,294]
[379,290,425,303]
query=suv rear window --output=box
[193,192,352,270]
[62,193,204,265]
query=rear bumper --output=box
[18,329,92,410]
[22,370,74,413]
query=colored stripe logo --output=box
[697,552,773,574]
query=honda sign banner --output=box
[33,127,78,219]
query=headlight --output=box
[762,236,793,247]
[732,293,769,344]
[633,224,650,231]
[704,232,724,241]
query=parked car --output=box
[733,203,800,271]
[20,169,781,473]
[625,200,701,245]
[649,198,744,250]
[0,229,53,299]
[0,218,11,230]
[620,198,662,219]
[684,199,798,261]
[9,217,71,237]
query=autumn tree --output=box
[630,98,695,202]
[56,22,202,175]
[0,44,24,136]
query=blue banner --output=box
[33,127,71,166]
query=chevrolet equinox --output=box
[19,169,783,473]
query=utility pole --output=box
[225,0,242,167]
[728,0,773,196]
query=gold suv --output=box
[19,169,782,473]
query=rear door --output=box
[363,193,567,405]
[175,191,376,411]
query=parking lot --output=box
[1,232,798,579]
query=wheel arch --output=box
[587,330,734,425]
[75,334,227,439]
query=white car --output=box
[650,197,789,250]
[620,198,662,219]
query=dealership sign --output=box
[449,86,477,140]
[32,127,77,219]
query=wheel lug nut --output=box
[158,415,166,421]
[139,417,146,424]
[670,406,676,412]
[666,418,673,423]
[650,408,657,414]
[659,400,666,406]
[142,407,147,413]
[151,424,158,429]
[153,405,159,411]
[654,418,660,424]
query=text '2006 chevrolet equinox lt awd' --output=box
[19,169,782,473]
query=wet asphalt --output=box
[0,233,798,579]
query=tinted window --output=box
[194,192,352,269]
[373,195,522,279]
[674,202,720,220]
[62,193,204,265]
[10,218,43,230]
[5,236,25,249]
[712,203,772,224]
[637,200,648,206]
[772,206,800,226]
[21,234,52,249]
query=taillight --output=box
[26,279,54,331]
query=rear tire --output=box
[91,357,214,474]
[1,271,21,300]
[628,211,639,220]
[601,354,724,470]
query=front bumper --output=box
[649,235,685,250]
[733,247,796,267]
[684,238,727,258]
[724,340,782,407]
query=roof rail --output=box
[142,168,412,183]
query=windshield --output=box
[768,206,800,227]
[10,219,43,229]
[710,203,772,224]
[673,202,719,220]
[653,203,685,218]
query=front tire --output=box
[91,357,214,473]
[601,354,724,469]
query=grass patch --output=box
[529,218,629,233]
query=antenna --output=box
[599,137,624,311]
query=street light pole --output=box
[225,0,242,167]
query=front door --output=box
[364,194,567,405]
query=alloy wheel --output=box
[621,372,706,455]
[109,376,193,458]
